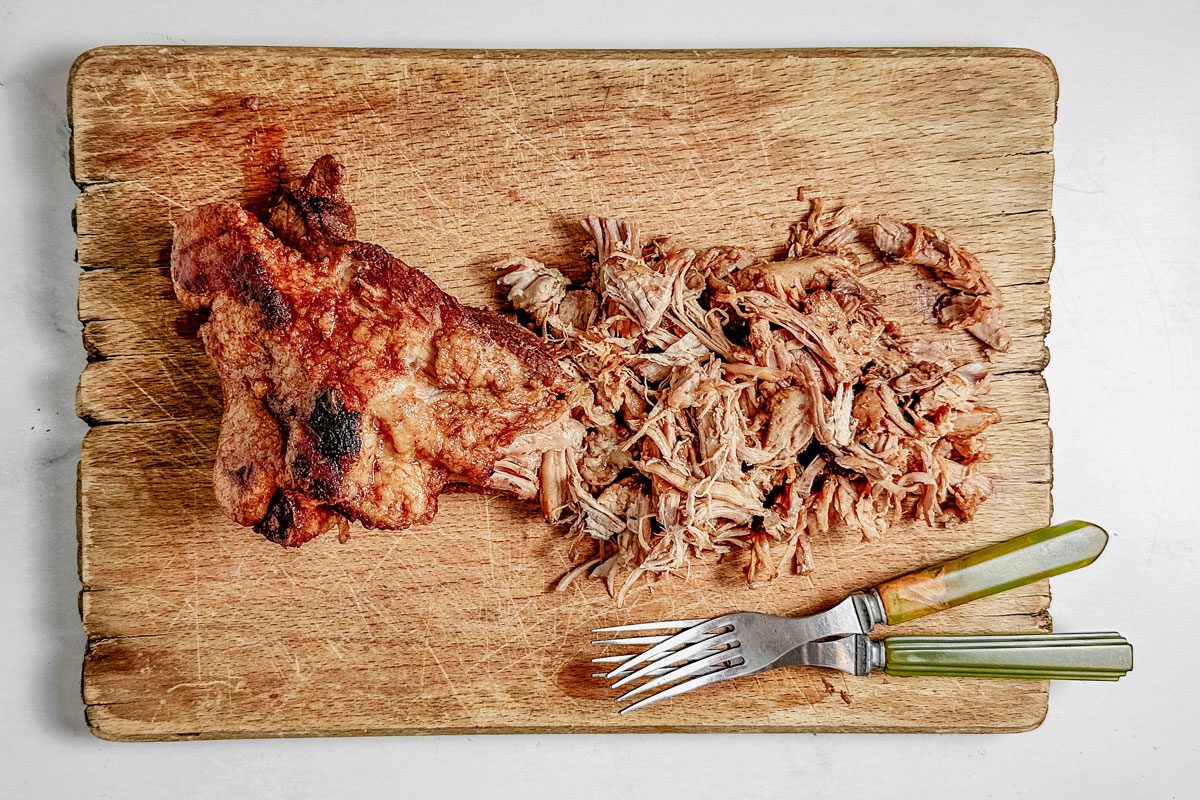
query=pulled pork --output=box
[498,199,1006,604]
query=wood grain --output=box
[71,46,1058,739]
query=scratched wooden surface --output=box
[71,46,1058,740]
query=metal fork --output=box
[592,521,1134,713]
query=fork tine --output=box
[615,647,745,702]
[595,646,726,667]
[604,614,736,678]
[619,668,736,714]
[590,634,673,646]
[593,664,724,679]
[592,654,638,664]
[592,619,709,633]
[611,630,740,689]
[593,642,727,665]
[619,661,749,714]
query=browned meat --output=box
[172,155,577,546]
[499,199,1005,603]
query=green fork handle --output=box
[876,520,1109,626]
[883,632,1133,680]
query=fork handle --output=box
[875,520,1108,626]
[881,632,1133,680]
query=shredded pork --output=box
[498,199,1006,604]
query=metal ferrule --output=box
[867,638,887,675]
[852,589,889,633]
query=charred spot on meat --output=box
[308,388,362,464]
[256,490,297,545]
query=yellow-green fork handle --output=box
[883,632,1133,680]
[876,521,1109,626]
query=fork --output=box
[592,520,1134,713]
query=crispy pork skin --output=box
[172,156,576,546]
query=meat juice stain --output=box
[239,109,288,219]
[555,655,615,702]
[161,264,209,340]
[174,308,207,340]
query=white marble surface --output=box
[2,0,1197,796]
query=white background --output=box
[2,1,1198,797]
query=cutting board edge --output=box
[84,692,1050,741]
[68,43,1059,71]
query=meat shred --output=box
[498,199,1006,604]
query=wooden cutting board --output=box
[72,46,1057,739]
